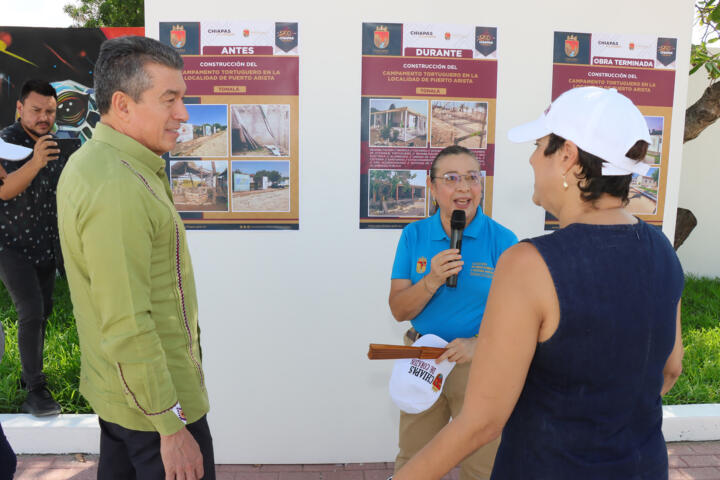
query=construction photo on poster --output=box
[546,31,677,230]
[0,26,144,140]
[159,21,299,230]
[360,22,498,229]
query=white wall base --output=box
[662,404,720,442]
[0,414,100,454]
[2,405,719,455]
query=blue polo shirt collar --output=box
[429,211,484,241]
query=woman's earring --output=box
[562,175,569,190]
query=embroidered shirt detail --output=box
[118,159,204,391]
[117,363,177,417]
[174,221,205,388]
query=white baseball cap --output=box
[389,334,455,414]
[508,87,652,176]
[0,137,32,161]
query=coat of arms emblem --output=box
[432,373,444,392]
[416,257,427,274]
[565,34,579,58]
[374,26,389,49]
[170,25,186,49]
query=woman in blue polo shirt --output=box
[389,145,517,480]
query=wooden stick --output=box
[367,344,447,360]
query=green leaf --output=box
[710,4,720,23]
[709,37,720,43]
[711,62,720,78]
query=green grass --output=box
[0,276,91,413]
[664,275,720,405]
[0,275,718,412]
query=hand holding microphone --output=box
[423,210,466,293]
[446,210,466,288]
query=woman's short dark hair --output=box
[430,145,478,180]
[544,133,649,205]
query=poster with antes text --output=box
[360,23,499,229]
[159,21,299,230]
[546,31,677,230]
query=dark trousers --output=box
[0,423,16,480]
[98,416,215,480]
[0,249,54,391]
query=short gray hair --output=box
[94,36,184,115]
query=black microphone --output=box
[446,209,466,288]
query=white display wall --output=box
[678,65,720,278]
[145,0,695,463]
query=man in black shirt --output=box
[0,137,27,478]
[0,79,65,416]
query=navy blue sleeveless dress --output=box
[491,221,683,480]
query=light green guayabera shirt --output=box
[57,123,209,435]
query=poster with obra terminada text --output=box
[159,21,299,230]
[545,31,677,230]
[360,22,499,229]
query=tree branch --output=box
[685,80,720,142]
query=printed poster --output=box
[159,21,299,230]
[546,31,677,230]
[360,23,499,229]
[0,26,144,140]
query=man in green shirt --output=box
[57,36,213,480]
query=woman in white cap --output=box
[393,87,684,480]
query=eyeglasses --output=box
[433,172,483,186]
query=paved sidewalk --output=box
[13,442,720,479]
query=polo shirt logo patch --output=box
[470,262,494,278]
[416,257,427,274]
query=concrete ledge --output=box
[0,414,100,454]
[662,404,720,441]
[1,406,719,454]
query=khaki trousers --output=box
[394,337,499,480]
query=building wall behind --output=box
[145,0,695,463]
[677,66,720,278]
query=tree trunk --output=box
[674,208,697,251]
[675,80,720,250]
[685,81,720,142]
